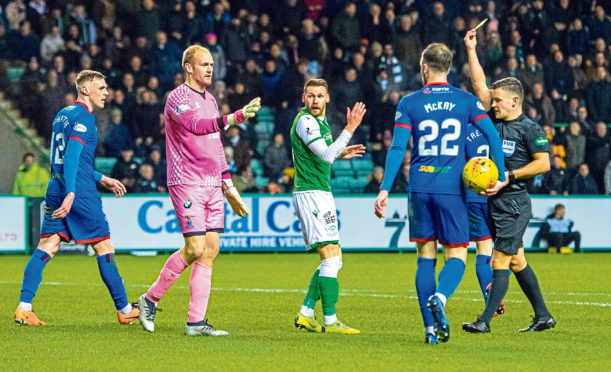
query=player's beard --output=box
[308,103,325,117]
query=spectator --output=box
[220,18,249,70]
[586,5,611,44]
[131,89,160,148]
[569,163,599,194]
[423,1,451,46]
[5,0,26,31]
[585,66,611,123]
[525,82,556,126]
[136,0,161,44]
[12,152,49,197]
[566,18,589,57]
[133,163,161,193]
[224,126,257,172]
[390,160,411,194]
[586,122,610,193]
[277,58,309,109]
[276,0,307,35]
[232,165,258,194]
[331,1,360,51]
[333,68,365,116]
[126,55,148,88]
[541,204,581,253]
[105,26,130,65]
[39,25,64,64]
[576,106,594,135]
[361,4,388,47]
[261,178,283,194]
[69,3,96,46]
[104,109,133,159]
[8,20,39,62]
[299,19,321,74]
[394,14,422,71]
[37,69,64,142]
[521,54,544,94]
[324,47,346,85]
[110,147,139,193]
[565,121,586,171]
[206,1,231,37]
[260,59,283,106]
[149,31,182,91]
[18,56,45,121]
[378,43,403,88]
[147,145,167,191]
[224,146,236,173]
[543,155,569,195]
[205,33,226,83]
[568,54,588,95]
[263,133,291,179]
[545,50,574,100]
[236,59,262,98]
[364,166,384,193]
[181,1,210,47]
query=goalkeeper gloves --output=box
[230,97,261,125]
[224,186,249,217]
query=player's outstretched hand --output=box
[100,175,127,197]
[374,190,389,219]
[340,144,366,160]
[345,102,366,134]
[52,192,75,219]
[225,187,249,217]
[464,29,477,50]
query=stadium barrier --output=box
[1,194,610,253]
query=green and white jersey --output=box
[291,108,333,192]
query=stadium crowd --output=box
[2,0,610,195]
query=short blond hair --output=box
[303,78,328,93]
[75,70,105,89]
[182,45,210,70]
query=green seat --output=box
[250,159,263,176]
[6,67,25,83]
[94,157,117,175]
[332,160,354,177]
[255,176,268,188]
[349,177,369,192]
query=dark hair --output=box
[303,78,328,93]
[491,77,524,102]
[554,203,565,211]
[421,43,453,73]
[22,152,34,162]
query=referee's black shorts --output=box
[488,192,531,255]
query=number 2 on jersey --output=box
[50,132,66,165]
[417,119,461,156]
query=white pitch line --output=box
[1,280,610,307]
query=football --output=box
[462,156,499,194]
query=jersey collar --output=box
[74,101,91,113]
[184,83,206,98]
[424,82,449,86]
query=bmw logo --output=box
[184,200,192,208]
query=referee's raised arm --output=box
[464,29,491,111]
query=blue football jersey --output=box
[394,83,490,195]
[465,124,489,203]
[47,102,99,197]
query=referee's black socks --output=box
[514,264,551,319]
[480,269,510,323]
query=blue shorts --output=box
[408,192,469,247]
[41,194,110,244]
[467,201,491,241]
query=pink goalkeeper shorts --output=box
[169,184,224,236]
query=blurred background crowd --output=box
[2,0,610,196]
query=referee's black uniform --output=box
[488,113,550,254]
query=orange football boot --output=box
[117,303,140,324]
[14,306,46,326]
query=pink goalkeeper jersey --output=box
[165,84,229,187]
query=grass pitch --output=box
[1,252,609,371]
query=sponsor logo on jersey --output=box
[535,136,549,146]
[209,132,220,139]
[477,101,485,111]
[312,210,319,218]
[418,165,451,173]
[185,216,193,229]
[395,112,402,120]
[74,123,87,132]
[326,224,338,236]
[183,200,192,208]
[175,104,191,114]
[423,88,431,94]
[502,140,515,156]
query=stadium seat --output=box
[255,176,267,189]
[94,157,117,175]
[349,177,369,192]
[352,158,374,177]
[332,161,354,177]
[6,67,25,84]
[251,159,263,176]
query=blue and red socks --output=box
[97,253,129,312]
[416,257,436,331]
[19,248,52,305]
[475,254,493,298]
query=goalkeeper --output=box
[291,79,366,334]
[138,45,259,337]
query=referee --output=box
[461,29,556,333]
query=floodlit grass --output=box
[1,252,609,371]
